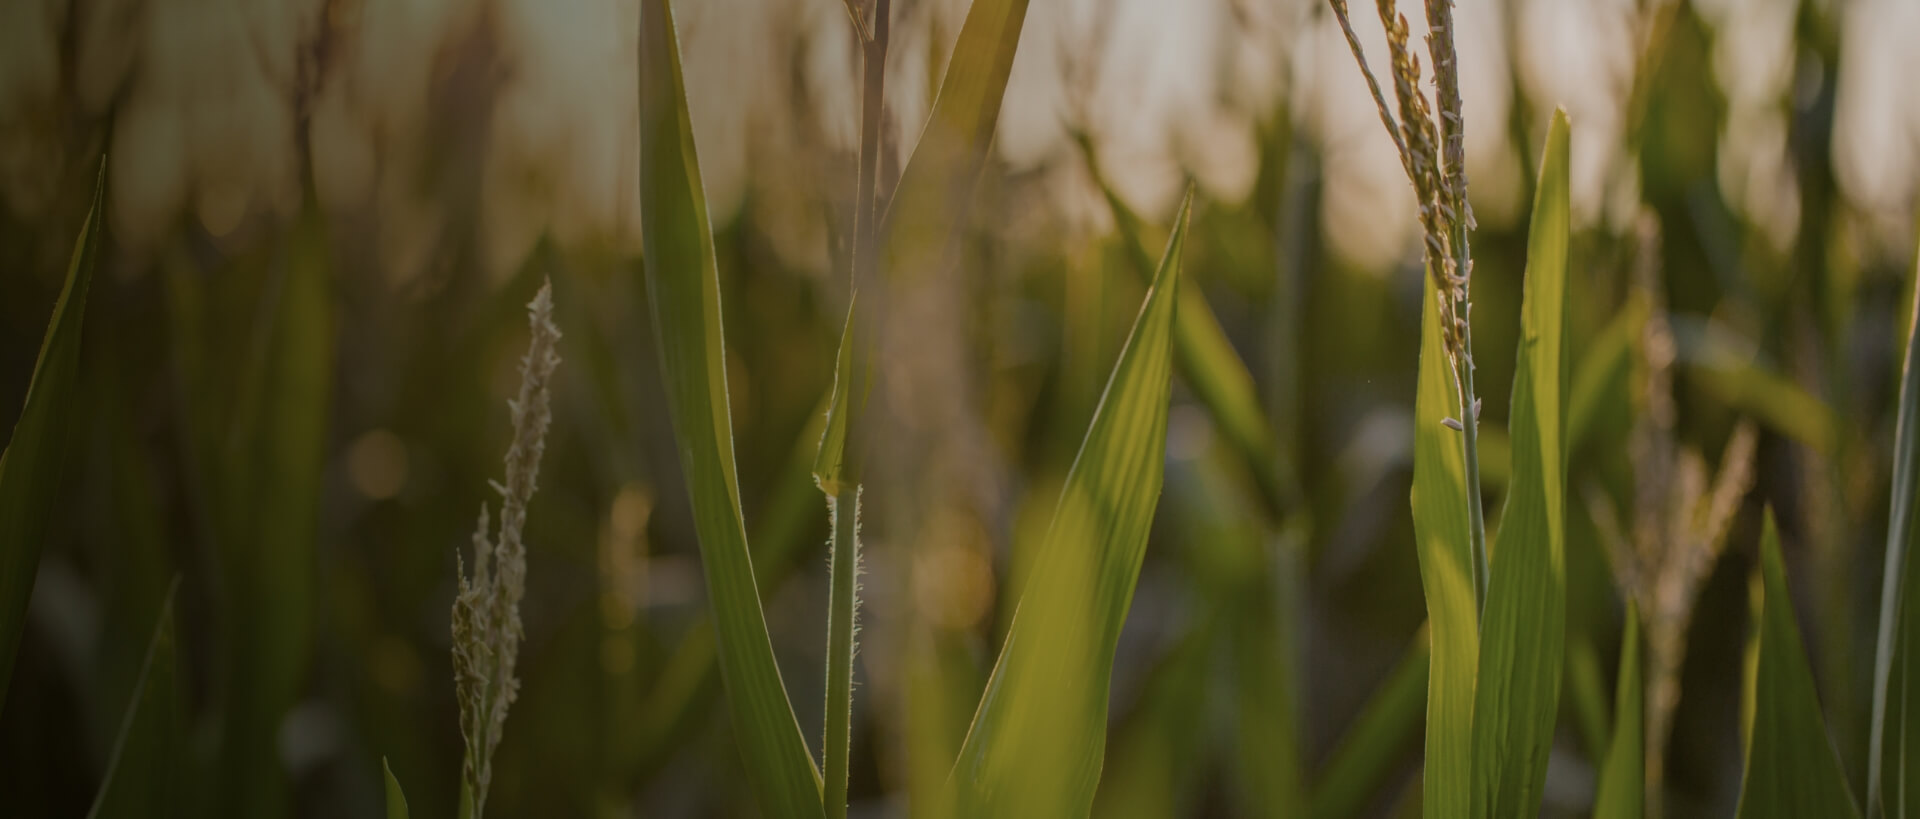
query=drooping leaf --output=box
[1408,190,1477,819]
[1869,240,1920,819]
[0,160,104,701]
[1736,511,1859,819]
[1593,604,1643,819]
[638,1,824,815]
[383,759,410,819]
[85,580,180,819]
[1312,632,1430,819]
[1468,107,1571,819]
[946,189,1189,816]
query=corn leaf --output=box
[85,579,179,819]
[634,393,831,776]
[383,759,410,819]
[1468,108,1571,819]
[1869,241,1920,819]
[1593,603,1643,819]
[0,161,104,701]
[638,1,825,815]
[1079,136,1286,517]
[1408,190,1477,819]
[1736,511,1859,819]
[946,190,1188,816]
[876,0,1030,283]
[816,0,1033,489]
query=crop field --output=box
[2,0,1920,816]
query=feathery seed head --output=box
[452,279,562,819]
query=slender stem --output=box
[824,485,861,819]
[1456,343,1489,615]
[826,4,888,815]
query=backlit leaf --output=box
[946,190,1189,816]
[638,1,825,815]
[1468,107,1571,819]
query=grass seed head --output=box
[452,278,562,818]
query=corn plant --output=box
[1328,0,1571,814]
[638,0,1203,814]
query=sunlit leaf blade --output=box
[638,1,824,815]
[217,212,334,819]
[1737,511,1859,819]
[634,394,830,776]
[877,0,1030,282]
[86,580,179,819]
[0,160,104,701]
[1869,241,1920,819]
[1468,108,1571,819]
[817,0,1034,489]
[1079,135,1286,518]
[383,759,410,819]
[1312,632,1429,819]
[947,190,1188,816]
[1409,200,1476,819]
[1593,604,1643,819]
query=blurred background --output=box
[2,0,1918,815]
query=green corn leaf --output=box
[634,392,831,777]
[638,1,825,815]
[1593,604,1643,819]
[946,189,1188,816]
[877,0,1030,283]
[383,759,410,819]
[1408,191,1476,819]
[1737,510,1859,819]
[0,160,104,701]
[1869,240,1920,819]
[1312,632,1430,819]
[1077,134,1287,518]
[816,0,1033,491]
[86,579,180,819]
[1468,107,1571,819]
